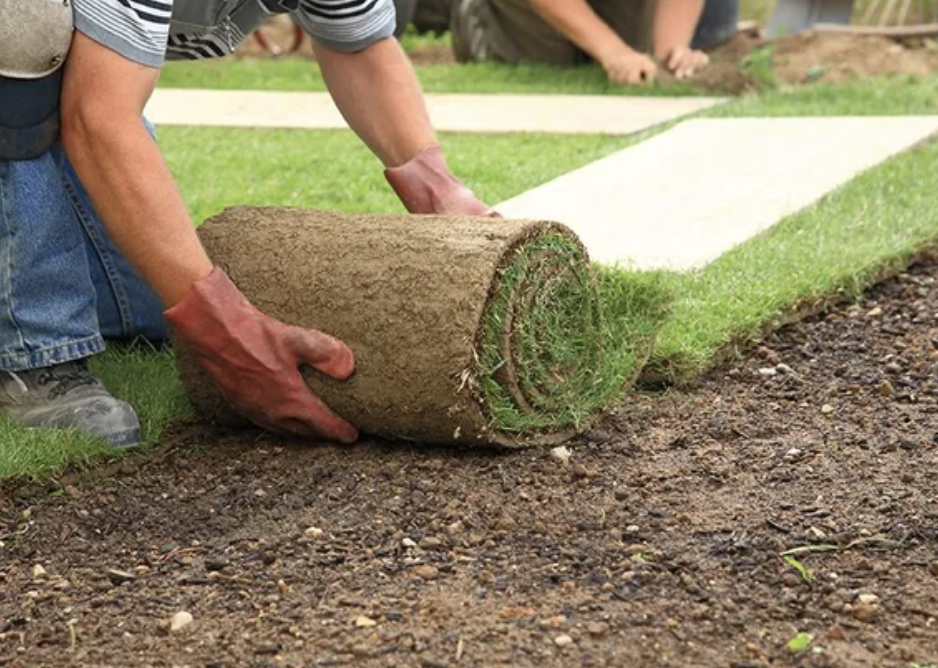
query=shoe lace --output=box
[36,362,97,399]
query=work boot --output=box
[0,360,141,449]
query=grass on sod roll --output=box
[478,232,669,433]
[3,78,938,480]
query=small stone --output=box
[625,525,640,534]
[354,615,377,628]
[827,623,847,641]
[878,380,896,398]
[205,559,229,572]
[106,569,137,584]
[539,615,569,630]
[169,611,193,632]
[554,634,574,647]
[445,521,464,535]
[857,593,880,605]
[414,565,439,581]
[821,404,835,415]
[866,306,883,317]
[613,488,628,501]
[303,527,324,539]
[550,446,572,463]
[419,537,443,550]
[807,526,827,540]
[253,489,267,498]
[776,363,794,375]
[401,538,417,548]
[586,621,609,637]
[32,565,47,579]
[852,602,878,623]
[758,367,777,377]
[929,561,938,577]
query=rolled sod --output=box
[177,207,665,446]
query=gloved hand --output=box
[385,145,498,216]
[164,268,358,443]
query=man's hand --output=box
[165,269,358,442]
[385,145,494,216]
[600,47,658,85]
[663,46,709,79]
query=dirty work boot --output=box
[0,360,141,449]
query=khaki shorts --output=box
[451,0,652,65]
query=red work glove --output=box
[385,144,499,216]
[164,268,358,443]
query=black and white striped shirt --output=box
[73,0,396,68]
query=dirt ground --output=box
[235,19,938,93]
[2,263,938,666]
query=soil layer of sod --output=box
[3,259,938,666]
[180,207,664,446]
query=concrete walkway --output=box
[146,89,724,135]
[496,116,938,270]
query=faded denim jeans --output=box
[0,120,168,372]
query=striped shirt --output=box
[73,0,396,68]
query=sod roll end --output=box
[177,207,662,446]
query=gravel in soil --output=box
[2,260,938,667]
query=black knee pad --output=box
[0,71,63,161]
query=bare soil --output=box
[693,31,938,94]
[2,259,938,666]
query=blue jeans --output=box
[0,122,168,372]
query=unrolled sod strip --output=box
[177,207,663,446]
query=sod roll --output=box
[178,206,660,447]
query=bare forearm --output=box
[653,0,705,59]
[62,115,212,306]
[528,0,631,61]
[314,38,434,167]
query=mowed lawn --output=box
[1,76,937,482]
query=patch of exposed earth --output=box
[2,261,938,667]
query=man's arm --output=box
[526,0,657,84]
[313,37,491,214]
[653,0,709,78]
[312,38,433,169]
[61,32,358,442]
[61,32,212,307]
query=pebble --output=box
[821,404,835,414]
[401,538,417,548]
[758,367,777,377]
[31,565,47,579]
[852,602,878,623]
[445,521,464,535]
[550,446,572,463]
[106,569,137,584]
[354,615,377,628]
[866,306,883,317]
[929,561,938,577]
[205,559,229,572]
[878,380,896,398]
[827,623,847,641]
[586,622,609,637]
[169,611,193,632]
[857,593,880,605]
[414,565,439,581]
[553,634,574,647]
[776,363,795,375]
[303,527,324,539]
[419,537,444,550]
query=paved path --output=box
[147,89,724,135]
[496,116,938,270]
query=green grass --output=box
[3,78,938,481]
[476,232,668,435]
[159,56,705,96]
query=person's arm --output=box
[653,0,709,79]
[61,32,210,306]
[61,31,358,442]
[313,37,491,214]
[527,0,656,84]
